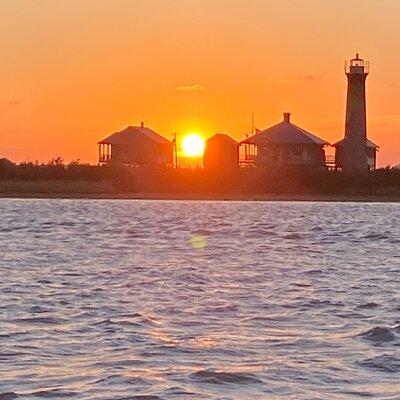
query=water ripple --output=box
[0,199,399,399]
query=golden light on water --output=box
[189,234,207,249]
[182,134,205,158]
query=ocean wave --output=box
[358,354,400,373]
[301,269,322,275]
[93,316,159,328]
[358,326,399,343]
[356,302,379,309]
[25,390,77,398]
[283,233,303,240]
[246,228,277,238]
[363,232,391,240]
[305,299,342,308]
[161,387,199,396]
[190,370,263,385]
[15,317,67,325]
[311,226,323,231]
[0,393,18,400]
[191,229,213,236]
[204,304,238,313]
[92,374,148,385]
[37,279,52,285]
[292,282,311,287]
[124,228,149,238]
[29,306,52,314]
[119,396,162,400]
[0,351,24,358]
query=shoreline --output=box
[1,192,399,202]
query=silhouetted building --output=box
[240,113,328,167]
[204,133,239,169]
[98,123,173,166]
[334,138,378,171]
[336,54,377,172]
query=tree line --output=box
[0,157,400,196]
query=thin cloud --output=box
[4,100,21,107]
[266,75,319,84]
[369,114,400,127]
[175,84,205,92]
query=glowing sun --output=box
[182,134,205,157]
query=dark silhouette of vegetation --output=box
[0,158,114,181]
[0,158,400,198]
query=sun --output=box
[182,134,205,157]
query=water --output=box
[0,199,399,399]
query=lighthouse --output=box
[340,54,369,173]
[334,54,378,171]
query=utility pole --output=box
[172,132,178,169]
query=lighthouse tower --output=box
[341,53,369,173]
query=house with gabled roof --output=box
[240,113,329,168]
[98,123,173,166]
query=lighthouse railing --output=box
[345,60,369,74]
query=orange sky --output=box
[1,0,399,166]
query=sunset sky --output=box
[1,0,400,166]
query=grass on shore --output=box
[0,180,399,202]
[0,180,114,195]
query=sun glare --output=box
[182,134,205,157]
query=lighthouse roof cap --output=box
[351,53,364,61]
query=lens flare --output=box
[189,234,207,249]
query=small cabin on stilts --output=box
[240,113,329,168]
[98,123,173,166]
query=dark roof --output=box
[98,125,171,145]
[240,114,328,146]
[206,133,238,145]
[333,138,379,148]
